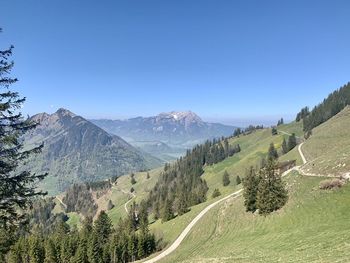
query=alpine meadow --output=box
[1,1,350,263]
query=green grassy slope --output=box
[107,167,163,224]
[146,123,303,252]
[277,121,304,138]
[159,172,350,263]
[302,106,350,177]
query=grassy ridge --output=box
[159,172,350,263]
[302,106,350,177]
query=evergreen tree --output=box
[127,234,136,262]
[137,234,145,259]
[87,233,102,263]
[94,211,112,244]
[161,199,174,222]
[296,106,309,122]
[256,160,288,215]
[28,235,44,263]
[0,28,47,230]
[236,175,241,185]
[282,138,288,154]
[287,133,297,151]
[211,188,221,198]
[146,172,150,179]
[131,176,136,185]
[176,191,189,216]
[277,118,284,126]
[107,200,114,210]
[43,239,58,263]
[223,138,229,157]
[72,241,88,263]
[242,167,260,212]
[222,170,230,186]
[267,143,278,161]
[60,235,75,263]
[271,127,278,135]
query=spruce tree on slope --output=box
[0,28,47,230]
[288,133,297,151]
[268,143,278,161]
[282,138,288,154]
[256,160,288,215]
[243,167,260,212]
[222,170,230,186]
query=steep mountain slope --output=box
[90,111,236,147]
[301,105,350,177]
[24,108,161,195]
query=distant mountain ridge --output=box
[24,108,161,195]
[90,111,237,146]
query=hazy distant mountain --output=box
[90,111,237,146]
[24,108,161,194]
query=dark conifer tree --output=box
[256,160,288,215]
[271,127,278,135]
[211,188,221,198]
[287,133,297,151]
[242,167,260,212]
[87,233,102,263]
[222,170,230,186]
[236,175,241,185]
[161,199,174,222]
[282,138,288,154]
[268,143,278,161]
[0,28,47,231]
[43,239,58,263]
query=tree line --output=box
[233,125,264,137]
[148,137,241,222]
[297,82,350,133]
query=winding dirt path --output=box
[142,163,299,263]
[298,142,307,164]
[55,196,67,210]
[142,189,243,263]
[111,185,136,214]
[123,190,136,214]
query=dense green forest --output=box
[148,137,241,222]
[6,208,157,263]
[298,82,350,132]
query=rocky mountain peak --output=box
[158,111,204,123]
[55,108,76,117]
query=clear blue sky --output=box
[1,0,350,125]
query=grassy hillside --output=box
[145,123,303,252]
[107,167,163,224]
[58,122,303,235]
[157,172,350,263]
[277,121,304,138]
[302,106,350,177]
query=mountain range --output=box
[24,108,161,195]
[91,111,237,147]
